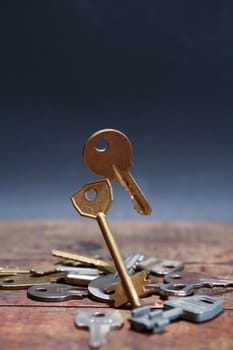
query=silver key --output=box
[75,310,123,348]
[27,283,88,301]
[138,257,184,276]
[64,272,100,286]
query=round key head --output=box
[27,283,88,301]
[82,129,133,180]
[71,179,113,219]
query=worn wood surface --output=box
[0,220,232,349]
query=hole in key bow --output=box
[93,312,106,318]
[95,138,108,151]
[85,189,97,201]
[35,287,48,292]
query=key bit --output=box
[75,310,123,348]
[27,283,88,302]
[105,271,155,308]
[71,179,141,308]
[82,129,152,215]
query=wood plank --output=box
[0,307,232,350]
[0,220,233,349]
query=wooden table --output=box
[0,220,232,349]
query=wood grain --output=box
[0,220,232,349]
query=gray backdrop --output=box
[0,1,233,220]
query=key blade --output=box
[113,166,152,215]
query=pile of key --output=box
[1,129,231,348]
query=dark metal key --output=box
[163,271,233,295]
[27,283,88,301]
[129,295,224,333]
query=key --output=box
[51,249,115,273]
[163,271,233,295]
[105,271,155,307]
[82,128,152,215]
[138,257,184,276]
[71,179,141,308]
[27,283,88,301]
[129,295,224,333]
[75,310,123,348]
[0,272,65,289]
[88,254,145,302]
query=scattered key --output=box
[162,271,233,296]
[51,249,114,273]
[138,257,184,276]
[75,310,123,348]
[129,295,224,333]
[82,128,152,215]
[27,283,88,301]
[0,272,65,289]
[0,267,30,276]
[71,179,141,308]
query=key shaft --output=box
[97,212,141,308]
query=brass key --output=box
[82,129,152,215]
[71,179,141,308]
[51,250,114,273]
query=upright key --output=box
[71,179,141,308]
[82,129,152,215]
[75,310,123,348]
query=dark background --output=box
[0,1,233,220]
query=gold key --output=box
[0,272,65,289]
[51,250,115,273]
[82,129,152,215]
[105,271,154,308]
[71,179,141,308]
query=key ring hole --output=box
[2,278,15,283]
[93,312,106,318]
[95,138,108,152]
[85,189,97,201]
[35,287,48,292]
[169,274,181,280]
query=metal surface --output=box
[75,310,123,348]
[88,254,144,302]
[129,295,224,333]
[138,257,184,276]
[82,128,152,215]
[0,272,66,289]
[0,267,30,276]
[106,271,154,308]
[71,179,141,308]
[64,272,100,286]
[27,283,88,301]
[164,271,233,294]
[51,249,114,273]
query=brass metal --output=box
[51,249,114,273]
[0,267,30,276]
[0,272,66,289]
[105,271,155,308]
[71,179,141,308]
[82,129,152,215]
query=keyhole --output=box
[85,189,97,201]
[95,138,108,152]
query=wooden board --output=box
[0,220,232,349]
